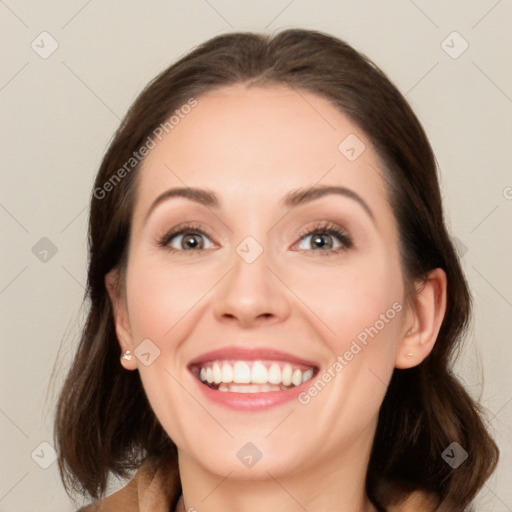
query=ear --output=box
[395,267,447,369]
[105,268,137,371]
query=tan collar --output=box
[79,457,180,512]
[386,489,440,512]
[80,460,438,512]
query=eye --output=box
[158,222,215,253]
[294,221,353,255]
[157,220,353,256]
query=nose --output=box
[212,243,291,328]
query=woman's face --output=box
[112,84,411,479]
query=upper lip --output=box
[188,346,319,369]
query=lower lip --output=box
[192,375,312,411]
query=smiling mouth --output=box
[190,360,318,393]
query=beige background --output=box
[1,1,511,510]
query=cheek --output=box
[293,257,404,437]
[125,243,404,363]
[288,250,404,356]
[123,257,209,444]
[125,256,215,343]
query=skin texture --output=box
[106,84,447,512]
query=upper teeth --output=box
[197,360,314,387]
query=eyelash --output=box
[157,221,353,256]
[296,221,353,255]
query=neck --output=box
[175,423,379,512]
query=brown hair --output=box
[52,28,498,511]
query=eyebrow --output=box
[144,185,375,224]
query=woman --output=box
[53,28,499,511]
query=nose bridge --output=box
[212,229,290,325]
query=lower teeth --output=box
[212,382,294,393]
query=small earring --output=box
[407,352,413,357]
[121,350,133,361]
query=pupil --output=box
[313,234,331,249]
[184,234,201,249]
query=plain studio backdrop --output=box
[1,1,511,511]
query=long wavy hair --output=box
[51,28,499,511]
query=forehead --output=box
[133,83,391,223]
